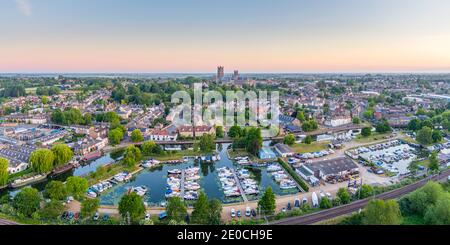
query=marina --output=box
[97,143,300,206]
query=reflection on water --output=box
[73,153,115,177]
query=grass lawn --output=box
[414,159,430,168]
[355,133,393,143]
[291,142,329,153]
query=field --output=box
[291,142,329,153]
[355,133,394,143]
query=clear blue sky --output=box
[1,0,450,73]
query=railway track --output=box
[271,170,450,225]
[0,219,18,225]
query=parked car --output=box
[68,212,74,220]
[281,207,287,213]
[287,202,292,211]
[294,199,300,208]
[251,209,257,217]
[61,211,68,220]
[102,214,110,221]
[237,210,241,218]
[145,213,151,221]
[93,212,99,221]
[231,209,236,218]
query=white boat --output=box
[130,186,148,197]
[87,191,97,198]
[168,169,182,175]
[312,192,319,207]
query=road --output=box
[0,218,18,225]
[270,169,450,225]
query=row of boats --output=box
[217,167,242,197]
[184,167,201,200]
[234,156,252,165]
[165,167,202,200]
[236,168,259,195]
[87,171,133,198]
[267,164,297,190]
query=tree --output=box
[319,197,332,209]
[81,198,100,219]
[352,117,361,124]
[258,187,276,215]
[123,145,142,167]
[51,144,73,167]
[424,194,450,225]
[363,109,374,119]
[198,134,215,152]
[296,110,305,122]
[408,118,422,131]
[118,192,145,224]
[407,181,444,216]
[29,149,55,174]
[51,109,65,124]
[166,197,187,223]
[332,196,342,207]
[0,157,8,186]
[245,127,263,156]
[39,200,64,220]
[336,188,351,204]
[208,199,223,225]
[141,141,162,155]
[191,192,210,224]
[44,181,67,201]
[302,135,313,144]
[302,120,318,132]
[228,126,242,138]
[41,96,49,105]
[108,128,124,146]
[432,130,442,143]
[215,126,224,138]
[131,129,144,143]
[66,176,89,200]
[13,187,41,217]
[362,199,402,225]
[358,184,374,199]
[375,120,391,133]
[420,119,433,129]
[284,134,296,146]
[429,151,440,172]
[361,127,372,137]
[416,126,433,145]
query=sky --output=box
[1,0,450,73]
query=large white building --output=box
[324,115,352,127]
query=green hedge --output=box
[278,158,310,192]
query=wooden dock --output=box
[232,169,248,202]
